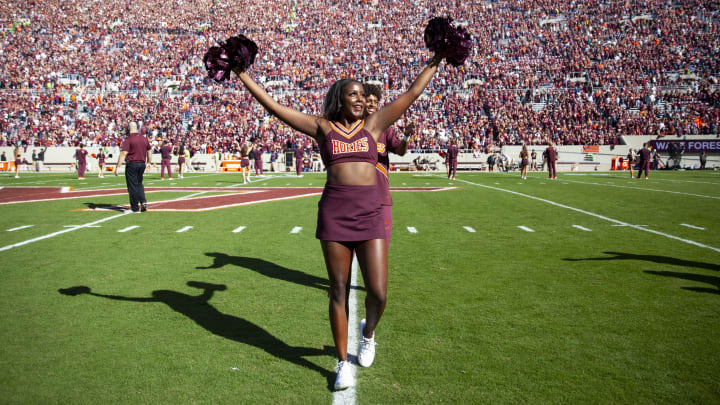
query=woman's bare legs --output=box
[321,240,354,361]
[355,238,388,338]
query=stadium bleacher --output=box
[0,0,718,157]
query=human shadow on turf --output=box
[643,271,719,295]
[84,202,125,211]
[58,282,336,385]
[197,252,360,293]
[563,251,720,272]
[564,251,719,295]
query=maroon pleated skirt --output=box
[316,183,385,242]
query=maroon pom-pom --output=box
[203,46,232,82]
[224,35,258,72]
[424,17,473,66]
[203,35,258,83]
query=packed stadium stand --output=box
[0,0,718,159]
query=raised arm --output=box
[365,54,443,137]
[389,121,415,156]
[234,70,324,143]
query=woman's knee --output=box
[364,283,387,306]
[329,280,348,302]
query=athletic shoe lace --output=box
[359,336,377,353]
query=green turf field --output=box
[1,170,718,404]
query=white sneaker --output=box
[334,360,353,390]
[357,319,377,367]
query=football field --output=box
[1,170,718,404]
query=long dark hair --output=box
[323,79,359,122]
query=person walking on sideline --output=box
[160,140,173,180]
[75,144,88,179]
[627,148,636,178]
[13,145,21,178]
[114,122,151,213]
[97,147,107,178]
[446,138,460,180]
[637,143,651,179]
[545,142,557,179]
[519,145,530,179]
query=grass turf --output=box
[0,170,718,404]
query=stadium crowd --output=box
[0,0,718,156]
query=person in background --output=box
[160,139,173,180]
[254,140,264,176]
[531,149,538,171]
[652,148,660,170]
[294,140,304,177]
[214,149,222,173]
[545,142,557,179]
[519,144,530,179]
[114,122,151,212]
[37,147,46,172]
[97,147,107,178]
[270,146,279,172]
[13,145,21,178]
[636,143,651,179]
[446,138,459,180]
[700,150,707,170]
[627,147,636,178]
[75,144,88,179]
[240,141,253,184]
[177,141,187,179]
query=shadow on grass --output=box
[84,202,125,211]
[644,271,719,295]
[197,252,364,293]
[563,251,720,272]
[58,282,337,388]
[564,251,720,295]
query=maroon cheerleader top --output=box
[320,120,378,167]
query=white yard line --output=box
[406,226,418,234]
[455,178,720,253]
[0,212,128,252]
[572,225,592,232]
[332,255,359,405]
[176,226,193,233]
[7,225,34,232]
[680,223,706,230]
[518,226,535,232]
[232,226,246,233]
[118,226,139,233]
[557,178,720,200]
[177,191,211,200]
[290,226,303,234]
[463,226,476,233]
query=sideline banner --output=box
[649,139,720,153]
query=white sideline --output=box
[455,178,720,253]
[0,212,128,252]
[332,255,359,405]
[554,178,720,200]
